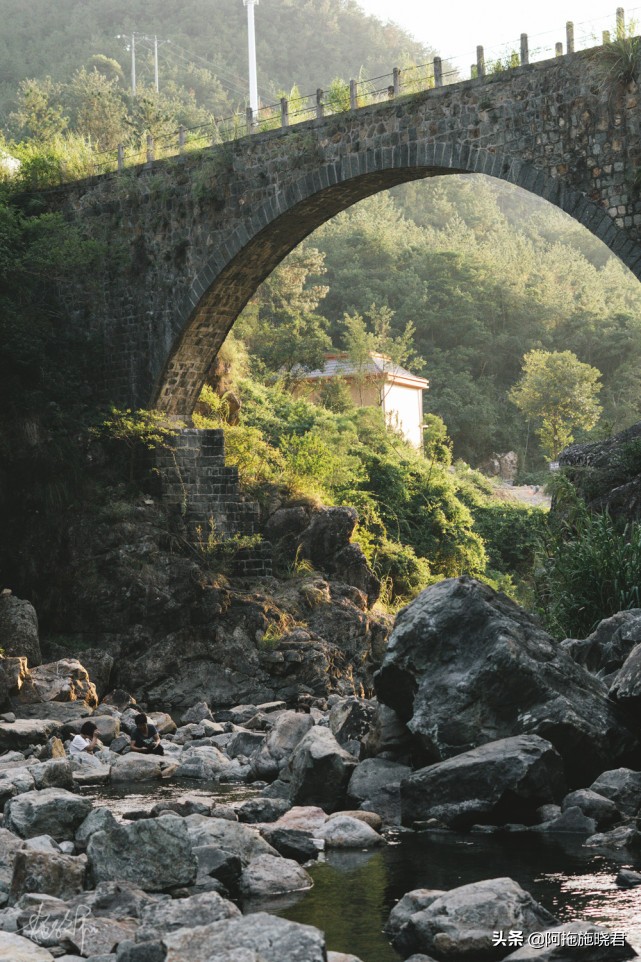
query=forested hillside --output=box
[240,175,641,467]
[0,0,429,122]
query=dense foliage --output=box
[536,480,641,638]
[239,179,641,467]
[0,0,431,123]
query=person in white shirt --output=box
[69,721,100,756]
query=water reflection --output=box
[276,832,641,962]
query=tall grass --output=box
[536,500,641,639]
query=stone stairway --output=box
[154,428,272,577]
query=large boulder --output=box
[26,659,98,707]
[9,850,86,903]
[347,757,411,825]
[561,610,641,679]
[249,711,314,781]
[391,877,558,959]
[4,788,92,841]
[0,827,24,903]
[588,769,641,817]
[0,718,63,753]
[0,593,41,666]
[87,816,197,890]
[330,697,377,753]
[110,753,177,782]
[0,932,54,961]
[238,853,313,897]
[375,578,640,784]
[162,911,326,962]
[609,643,641,707]
[184,815,277,865]
[400,735,566,829]
[136,890,240,941]
[288,727,358,813]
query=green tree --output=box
[9,77,68,141]
[509,349,603,460]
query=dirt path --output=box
[495,483,551,509]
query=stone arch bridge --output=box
[48,46,641,415]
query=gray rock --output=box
[392,877,558,958]
[0,719,63,753]
[584,825,641,852]
[150,797,211,818]
[193,846,242,891]
[589,769,641,816]
[28,658,98,707]
[9,849,86,903]
[73,648,115,700]
[180,702,214,725]
[532,806,597,835]
[375,577,640,785]
[319,815,384,848]
[347,757,410,825]
[23,835,62,853]
[238,853,313,897]
[386,889,446,941]
[561,790,621,830]
[87,816,197,890]
[249,711,314,781]
[72,880,168,920]
[161,911,325,961]
[237,798,291,824]
[288,727,358,813]
[0,767,36,810]
[617,868,641,888]
[610,643,641,707]
[174,746,235,780]
[259,828,320,863]
[0,827,24,902]
[136,890,240,941]
[330,697,377,752]
[31,758,74,791]
[226,730,265,758]
[184,815,277,865]
[561,609,641,677]
[76,807,119,850]
[0,931,54,960]
[401,735,566,829]
[4,788,92,840]
[0,594,41,666]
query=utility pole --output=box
[243,0,260,116]
[154,35,159,92]
[131,32,137,96]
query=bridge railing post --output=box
[393,66,401,96]
[616,7,625,39]
[117,143,124,172]
[146,134,154,164]
[178,125,186,154]
[476,45,485,78]
[555,41,563,56]
[603,30,611,44]
[280,97,289,128]
[520,33,529,65]
[434,56,443,87]
[566,21,575,54]
[246,107,254,134]
[316,88,324,119]
[349,78,357,110]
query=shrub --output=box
[536,502,641,638]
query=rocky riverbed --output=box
[2,577,641,960]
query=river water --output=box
[89,780,641,961]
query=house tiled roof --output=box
[298,352,428,387]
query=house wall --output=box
[382,383,424,448]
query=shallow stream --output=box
[86,781,641,962]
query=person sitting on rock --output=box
[69,720,100,756]
[131,712,164,756]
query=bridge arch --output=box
[154,144,639,415]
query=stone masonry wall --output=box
[44,47,641,414]
[154,428,272,577]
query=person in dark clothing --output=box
[131,712,164,755]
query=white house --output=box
[298,351,429,449]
